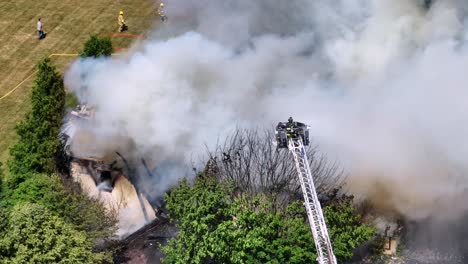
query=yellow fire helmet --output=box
[160,3,164,7]
[119,11,124,15]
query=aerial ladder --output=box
[275,117,337,264]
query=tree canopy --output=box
[162,176,375,263]
[7,174,117,243]
[0,203,106,263]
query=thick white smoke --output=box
[65,0,468,222]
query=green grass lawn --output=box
[0,0,158,167]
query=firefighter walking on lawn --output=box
[118,11,127,32]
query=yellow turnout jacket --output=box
[118,14,125,26]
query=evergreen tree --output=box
[7,58,66,187]
[80,34,114,58]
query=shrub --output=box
[80,34,114,58]
[8,174,117,244]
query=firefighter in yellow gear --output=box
[157,3,167,22]
[118,11,127,32]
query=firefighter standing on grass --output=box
[157,3,167,22]
[118,11,127,32]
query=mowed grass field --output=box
[0,0,158,166]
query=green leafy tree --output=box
[163,178,235,263]
[163,177,375,263]
[6,174,117,244]
[80,34,114,58]
[7,58,65,187]
[208,198,316,264]
[324,196,376,261]
[0,203,107,263]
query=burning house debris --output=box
[70,104,94,119]
[62,104,123,193]
[62,104,164,236]
[62,0,468,260]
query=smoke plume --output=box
[65,0,468,229]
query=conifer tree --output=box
[80,34,114,58]
[8,58,65,187]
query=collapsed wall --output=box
[63,105,158,238]
[71,160,156,238]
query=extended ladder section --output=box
[288,138,337,264]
